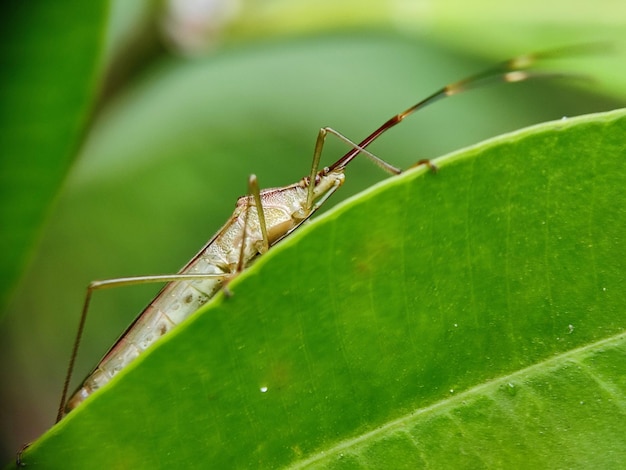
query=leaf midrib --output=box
[285,330,626,469]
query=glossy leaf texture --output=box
[17,109,626,468]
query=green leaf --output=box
[17,109,626,468]
[0,1,109,311]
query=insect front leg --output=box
[325,127,441,173]
[305,127,405,212]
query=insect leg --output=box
[325,127,437,173]
[249,175,269,255]
[234,174,268,275]
[305,126,404,211]
[57,272,228,423]
[16,442,30,467]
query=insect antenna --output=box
[329,46,595,173]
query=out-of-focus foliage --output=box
[0,2,108,311]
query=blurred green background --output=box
[1,0,624,462]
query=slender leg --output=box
[235,185,252,275]
[305,128,326,212]
[249,175,269,254]
[324,127,440,173]
[16,442,30,467]
[225,173,270,297]
[57,272,228,423]
[234,174,269,273]
[306,126,404,211]
[410,158,439,172]
[324,127,403,174]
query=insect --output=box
[56,48,580,425]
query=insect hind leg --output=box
[57,272,229,423]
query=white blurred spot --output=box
[161,0,241,55]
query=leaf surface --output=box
[17,109,626,468]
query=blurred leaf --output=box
[228,0,626,99]
[424,0,626,56]
[17,109,626,468]
[0,1,109,311]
